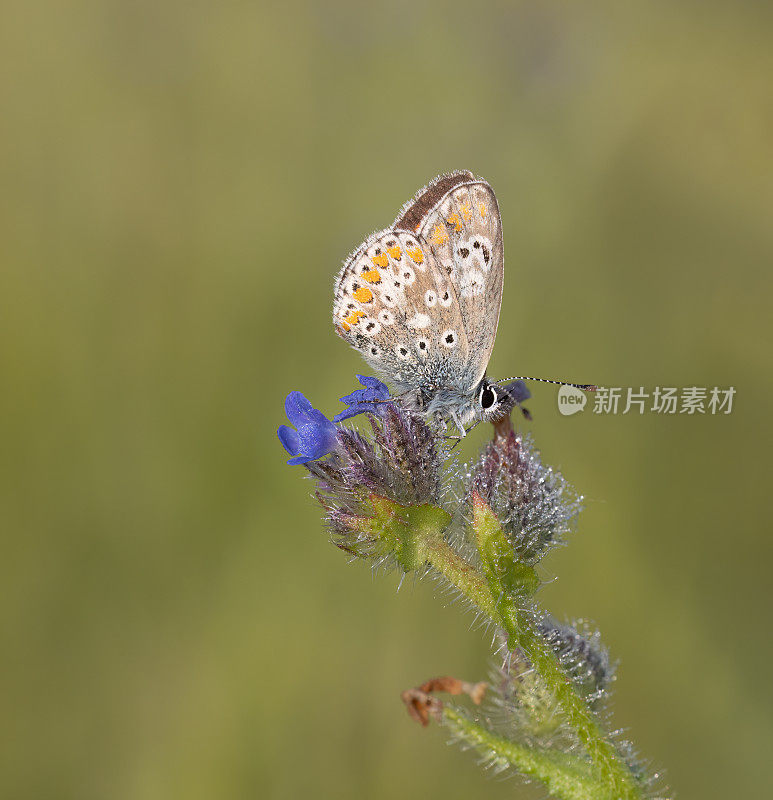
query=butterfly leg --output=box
[432,413,460,441]
[393,388,425,415]
[449,409,468,439]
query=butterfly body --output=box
[333,171,515,432]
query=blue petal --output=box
[335,375,390,422]
[287,453,313,466]
[333,406,361,423]
[277,425,300,456]
[297,422,337,460]
[307,406,336,430]
[356,374,381,389]
[357,374,390,397]
[284,391,313,427]
[337,389,367,406]
[279,389,339,465]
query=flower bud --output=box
[471,430,580,563]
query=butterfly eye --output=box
[479,385,497,410]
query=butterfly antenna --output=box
[496,376,597,391]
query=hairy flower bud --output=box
[306,403,444,558]
[471,430,581,563]
[537,616,615,704]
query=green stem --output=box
[499,604,640,800]
[422,535,642,800]
[423,537,500,617]
[443,707,615,800]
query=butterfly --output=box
[333,171,589,434]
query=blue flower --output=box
[334,375,391,422]
[278,391,338,465]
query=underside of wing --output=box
[332,171,504,416]
[404,174,504,389]
[333,227,470,395]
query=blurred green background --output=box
[2,1,771,798]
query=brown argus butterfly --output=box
[333,171,592,434]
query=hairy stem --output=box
[423,535,642,800]
[443,707,615,800]
[499,604,640,799]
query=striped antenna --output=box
[496,376,597,392]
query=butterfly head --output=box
[475,378,528,424]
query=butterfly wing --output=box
[333,227,470,396]
[398,173,504,390]
[333,171,504,413]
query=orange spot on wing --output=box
[341,321,351,332]
[460,201,472,222]
[344,309,366,326]
[387,245,402,260]
[362,269,381,283]
[353,286,373,303]
[479,202,487,219]
[446,212,462,232]
[407,247,424,264]
[371,253,389,268]
[429,223,449,247]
